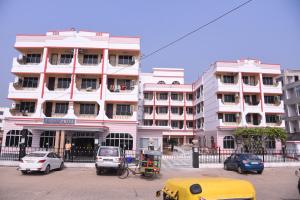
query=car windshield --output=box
[99,148,119,157]
[243,154,259,160]
[27,153,46,157]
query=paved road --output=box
[0,166,299,200]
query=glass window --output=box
[19,102,35,113]
[144,92,153,100]
[105,133,133,150]
[224,94,235,103]
[55,103,68,114]
[263,77,273,85]
[81,79,97,89]
[157,81,165,84]
[186,93,193,101]
[5,130,32,147]
[0,111,3,115]
[143,120,153,126]
[224,114,236,122]
[83,54,98,65]
[172,81,180,85]
[57,78,71,89]
[159,93,168,100]
[80,104,96,114]
[186,107,193,114]
[266,114,277,123]
[26,54,41,63]
[40,131,56,148]
[265,138,276,149]
[144,106,153,114]
[171,107,179,114]
[171,121,178,128]
[22,77,38,88]
[187,121,193,128]
[118,55,134,65]
[242,76,249,84]
[116,104,132,115]
[223,136,235,149]
[60,54,73,64]
[296,86,300,97]
[223,75,234,84]
[156,120,168,126]
[264,96,275,104]
[157,106,168,114]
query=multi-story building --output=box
[138,68,194,149]
[0,107,9,144]
[2,30,285,152]
[277,69,300,150]
[193,59,284,150]
[4,30,140,151]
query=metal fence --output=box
[0,146,139,163]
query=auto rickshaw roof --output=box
[143,150,162,156]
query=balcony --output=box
[107,54,139,76]
[262,81,282,94]
[105,103,137,121]
[216,75,239,92]
[43,86,71,101]
[246,113,262,126]
[155,112,169,120]
[218,119,241,128]
[73,87,101,101]
[8,82,40,99]
[186,113,194,120]
[105,111,137,120]
[243,82,260,93]
[143,112,153,120]
[244,101,262,113]
[9,101,37,117]
[264,100,284,113]
[143,98,154,105]
[11,57,43,74]
[76,52,102,74]
[218,99,241,112]
[74,102,100,119]
[106,85,138,102]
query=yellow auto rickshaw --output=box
[156,177,256,200]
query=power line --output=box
[141,0,254,60]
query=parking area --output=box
[0,166,299,200]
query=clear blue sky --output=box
[0,0,299,106]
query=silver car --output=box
[95,146,123,175]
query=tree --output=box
[233,127,287,153]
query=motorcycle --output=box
[295,168,300,193]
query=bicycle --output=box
[118,158,140,179]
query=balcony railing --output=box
[8,82,40,99]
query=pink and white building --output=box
[2,30,285,151]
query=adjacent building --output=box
[2,30,286,153]
[0,107,9,145]
[277,69,300,150]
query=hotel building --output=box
[2,30,285,152]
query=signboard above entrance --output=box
[44,118,75,125]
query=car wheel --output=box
[21,171,27,175]
[96,168,102,175]
[224,163,229,170]
[237,166,243,174]
[44,165,50,175]
[257,170,263,174]
[59,162,64,171]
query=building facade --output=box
[278,69,300,150]
[2,30,285,152]
[4,30,140,151]
[0,107,9,145]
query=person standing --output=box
[65,141,72,160]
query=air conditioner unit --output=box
[22,110,29,116]
[86,87,93,91]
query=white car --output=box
[18,151,64,175]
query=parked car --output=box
[295,168,300,194]
[156,177,256,200]
[224,153,264,174]
[18,151,64,175]
[95,146,124,175]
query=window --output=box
[186,93,193,101]
[144,92,153,100]
[263,77,273,85]
[117,79,132,90]
[105,133,133,150]
[211,136,215,148]
[296,86,300,97]
[40,131,56,148]
[197,118,201,128]
[144,106,153,114]
[143,120,153,126]
[171,121,178,128]
[0,111,3,115]
[57,78,71,89]
[223,75,234,84]
[242,76,249,84]
[224,114,236,122]
[116,104,132,115]
[19,102,35,113]
[264,96,275,104]
[158,93,168,100]
[298,104,300,115]
[186,121,193,128]
[80,104,96,114]
[157,106,168,114]
[22,77,38,88]
[186,107,193,114]
[295,76,299,82]
[197,103,200,113]
[118,55,134,65]
[223,136,235,149]
[266,114,277,123]
[171,93,183,101]
[60,54,73,64]
[81,79,97,89]
[171,107,179,114]
[26,54,41,63]
[55,103,68,114]
[265,138,276,149]
[83,54,98,65]
[5,130,32,147]
[157,81,165,84]
[172,81,180,85]
[156,120,168,126]
[224,94,235,103]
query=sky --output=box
[0,0,299,107]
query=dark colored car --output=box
[224,153,264,174]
